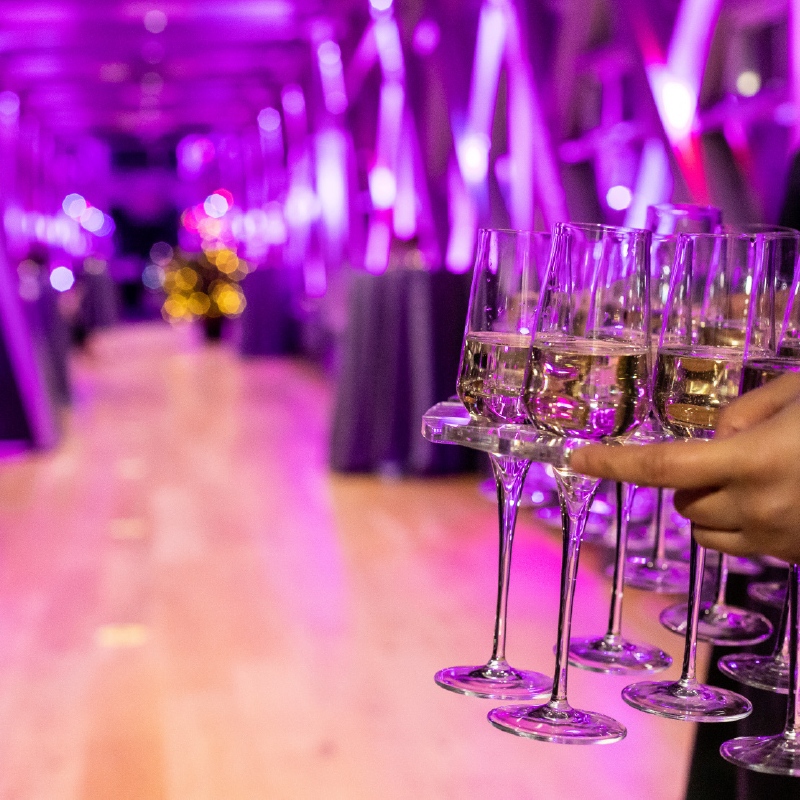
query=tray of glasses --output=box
[422,400,666,467]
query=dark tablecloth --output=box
[329,268,478,475]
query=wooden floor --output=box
[0,322,700,799]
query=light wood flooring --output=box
[0,322,700,799]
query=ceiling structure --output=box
[0,0,369,145]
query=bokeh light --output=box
[606,185,633,210]
[50,265,75,292]
[143,9,167,34]
[736,70,761,97]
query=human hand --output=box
[569,373,800,563]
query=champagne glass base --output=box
[717,652,789,694]
[488,702,626,744]
[622,680,752,722]
[720,734,800,776]
[659,602,773,646]
[747,580,787,609]
[568,636,672,675]
[622,557,690,594]
[434,664,552,700]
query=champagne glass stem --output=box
[488,454,530,668]
[679,527,707,689]
[776,575,792,665]
[713,551,730,608]
[549,467,599,708]
[786,563,799,737]
[606,482,636,642]
[650,488,666,563]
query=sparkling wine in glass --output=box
[436,228,552,700]
[489,221,651,743]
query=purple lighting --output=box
[456,133,490,184]
[369,0,393,12]
[368,166,396,210]
[412,19,440,56]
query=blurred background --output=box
[0,1,795,798]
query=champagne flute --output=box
[716,240,800,695]
[720,231,800,775]
[624,204,722,593]
[436,228,552,700]
[489,221,651,743]
[658,229,800,645]
[720,564,800,775]
[659,549,772,646]
[718,573,791,694]
[622,230,757,721]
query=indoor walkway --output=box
[0,322,695,799]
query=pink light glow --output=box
[412,19,440,56]
[651,68,697,140]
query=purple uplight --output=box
[364,219,391,273]
[456,133,490,184]
[369,166,396,210]
[257,107,281,133]
[316,130,348,243]
[317,40,348,115]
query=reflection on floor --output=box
[0,322,698,799]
